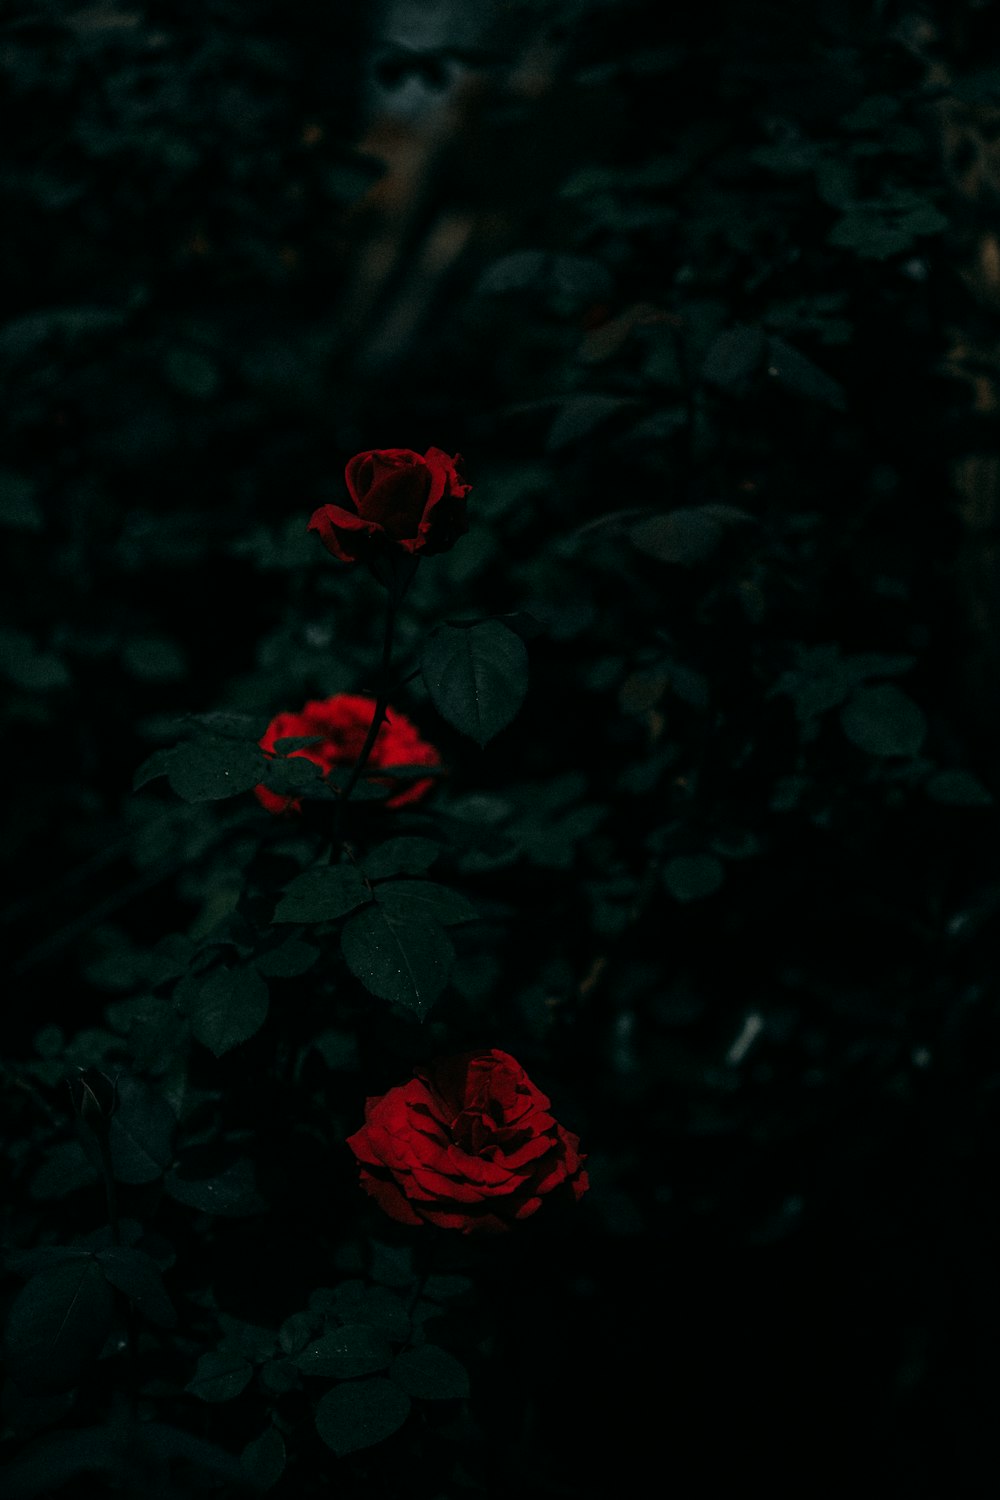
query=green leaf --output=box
[4,1258,116,1393]
[272,865,370,924]
[241,1426,286,1491]
[165,1154,265,1216]
[187,966,269,1056]
[131,744,176,792]
[96,1247,176,1328]
[390,1345,470,1400]
[765,336,846,411]
[122,638,186,682]
[663,854,725,902]
[255,936,320,977]
[341,905,454,1019]
[0,628,70,691]
[295,1324,393,1379]
[185,1350,254,1403]
[278,1311,316,1356]
[260,1358,300,1394]
[374,879,478,927]
[925,769,993,806]
[315,1378,411,1457]
[0,469,42,530]
[108,1074,176,1184]
[702,325,766,388]
[629,505,750,566]
[362,837,443,881]
[841,685,927,758]
[167,737,266,802]
[421,621,528,746]
[164,347,220,399]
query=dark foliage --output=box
[2,1,998,1495]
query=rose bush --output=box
[347,1050,589,1234]
[255,692,441,813]
[308,447,471,563]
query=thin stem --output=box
[331,588,399,855]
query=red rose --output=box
[308,447,471,564]
[346,1050,589,1234]
[255,692,440,814]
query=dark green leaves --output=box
[96,1247,175,1328]
[362,838,442,880]
[241,1426,286,1490]
[185,1350,254,1403]
[630,505,750,566]
[373,880,477,927]
[5,1257,115,1393]
[421,620,528,745]
[272,865,369,924]
[841,685,927,758]
[295,1324,392,1379]
[185,966,269,1056]
[315,1378,410,1457]
[134,729,267,801]
[663,854,725,902]
[390,1345,469,1400]
[925,769,993,807]
[341,905,454,1019]
[108,1075,175,1184]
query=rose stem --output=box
[331,579,400,856]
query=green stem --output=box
[331,588,399,856]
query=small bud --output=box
[69,1067,117,1127]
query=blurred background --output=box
[3,0,1000,1494]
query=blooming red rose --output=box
[254,692,440,815]
[308,447,471,564]
[347,1050,588,1234]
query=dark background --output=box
[3,0,1000,1494]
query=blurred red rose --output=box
[347,1050,588,1234]
[255,692,440,814]
[308,447,470,563]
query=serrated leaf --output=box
[315,1378,410,1457]
[421,621,528,746]
[188,966,269,1056]
[390,1344,470,1400]
[167,737,266,802]
[241,1426,286,1490]
[185,1350,253,1402]
[341,905,454,1019]
[374,879,477,926]
[663,854,725,902]
[272,865,370,924]
[4,1258,116,1393]
[295,1324,393,1379]
[108,1075,176,1184]
[841,685,926,758]
[96,1247,176,1328]
[362,838,442,881]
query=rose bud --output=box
[308,447,470,565]
[69,1067,118,1128]
[255,692,440,815]
[347,1050,589,1235]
